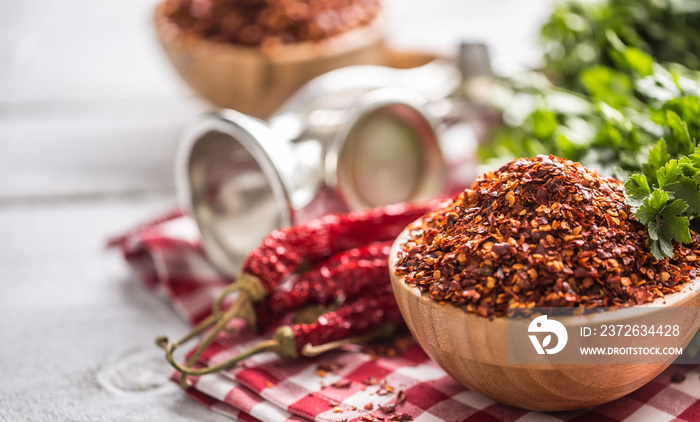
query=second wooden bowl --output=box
[389,223,700,411]
[153,3,386,118]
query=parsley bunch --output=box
[481,37,700,259]
[541,0,700,91]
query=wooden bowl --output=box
[153,3,387,118]
[389,223,700,411]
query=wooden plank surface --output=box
[0,196,233,421]
[0,97,207,201]
[0,0,552,420]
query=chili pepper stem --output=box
[228,272,267,329]
[161,338,279,382]
[155,289,252,388]
[212,282,243,318]
[177,291,250,387]
[154,312,217,351]
[213,283,252,334]
[300,323,396,357]
[159,321,398,384]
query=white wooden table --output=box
[0,1,551,420]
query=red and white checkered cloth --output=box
[110,210,700,422]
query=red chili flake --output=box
[364,403,374,411]
[318,361,345,374]
[395,155,700,316]
[329,400,340,407]
[161,0,381,49]
[388,414,413,421]
[378,403,397,413]
[396,390,407,404]
[375,379,396,396]
[671,372,687,383]
[332,379,352,389]
[363,377,380,385]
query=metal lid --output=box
[325,87,447,210]
[176,110,297,278]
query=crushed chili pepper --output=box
[396,390,407,404]
[161,0,380,50]
[378,403,396,413]
[361,335,416,362]
[394,155,700,317]
[318,361,346,374]
[331,379,352,389]
[375,379,393,396]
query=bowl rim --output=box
[153,2,386,63]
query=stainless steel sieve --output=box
[177,58,465,277]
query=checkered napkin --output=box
[110,210,700,422]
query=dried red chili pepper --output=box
[256,240,392,322]
[157,201,440,387]
[227,200,440,328]
[395,155,700,317]
[158,286,403,384]
[165,239,395,386]
[244,200,440,293]
[315,240,392,268]
[297,286,403,345]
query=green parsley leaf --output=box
[665,110,695,156]
[643,139,671,184]
[661,199,691,243]
[635,189,691,259]
[636,188,668,226]
[624,174,651,212]
[656,159,700,213]
[580,66,632,109]
[531,109,558,140]
[656,160,682,189]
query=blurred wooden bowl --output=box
[389,222,700,411]
[154,3,387,118]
